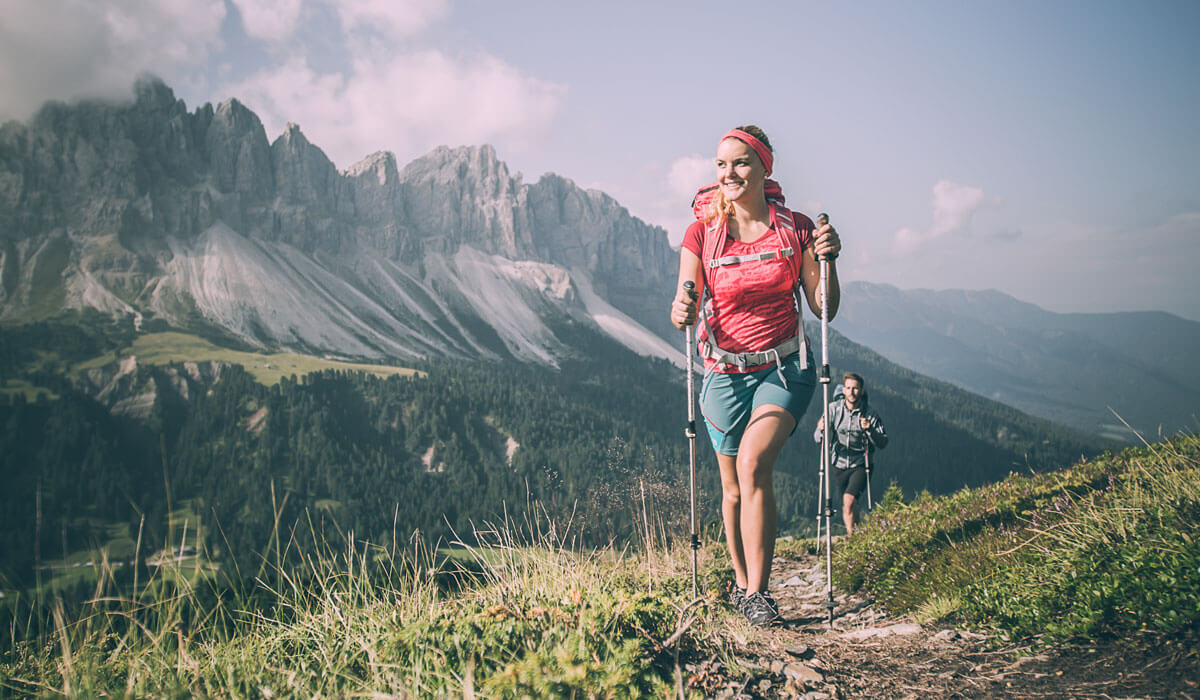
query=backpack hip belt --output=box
[699,332,807,387]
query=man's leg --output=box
[842,491,858,535]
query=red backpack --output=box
[689,179,810,375]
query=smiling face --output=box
[715,137,766,204]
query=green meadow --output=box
[0,379,58,402]
[71,331,421,386]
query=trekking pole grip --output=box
[816,213,838,262]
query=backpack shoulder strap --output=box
[700,218,726,284]
[768,202,804,286]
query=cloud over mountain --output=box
[893,180,985,255]
[0,0,226,120]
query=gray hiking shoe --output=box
[742,591,779,626]
[729,584,746,611]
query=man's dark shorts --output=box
[835,465,867,500]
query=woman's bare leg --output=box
[735,404,796,594]
[716,452,746,589]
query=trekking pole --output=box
[682,281,700,599]
[864,442,873,510]
[816,212,837,626]
[814,443,825,550]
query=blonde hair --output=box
[703,125,773,228]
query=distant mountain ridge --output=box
[834,281,1200,439]
[0,77,677,365]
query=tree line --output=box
[0,316,1115,592]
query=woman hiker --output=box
[670,125,841,625]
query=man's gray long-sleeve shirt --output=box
[814,398,888,469]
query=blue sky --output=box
[3,0,1198,320]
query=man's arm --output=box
[866,412,888,449]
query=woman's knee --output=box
[736,453,774,488]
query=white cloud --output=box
[594,155,710,248]
[617,154,711,246]
[0,0,557,176]
[227,51,565,168]
[893,180,985,255]
[231,0,305,42]
[667,155,713,201]
[0,0,226,120]
[336,0,449,39]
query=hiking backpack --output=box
[690,179,810,375]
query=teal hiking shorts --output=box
[700,350,816,456]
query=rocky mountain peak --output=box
[275,122,311,149]
[132,75,185,115]
[206,98,273,197]
[400,144,516,190]
[211,98,263,135]
[396,144,527,256]
[270,122,337,209]
[344,151,399,186]
[1,79,683,364]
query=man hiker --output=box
[814,372,887,535]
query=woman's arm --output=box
[670,248,704,330]
[799,220,841,320]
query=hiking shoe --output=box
[729,584,746,611]
[742,591,779,626]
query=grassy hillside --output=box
[0,520,742,698]
[2,436,1197,696]
[835,433,1200,644]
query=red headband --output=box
[722,128,773,176]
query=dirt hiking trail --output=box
[684,549,1199,699]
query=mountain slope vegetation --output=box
[837,433,1200,644]
[1,313,1114,596]
[2,425,1194,697]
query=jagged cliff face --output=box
[0,78,680,365]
